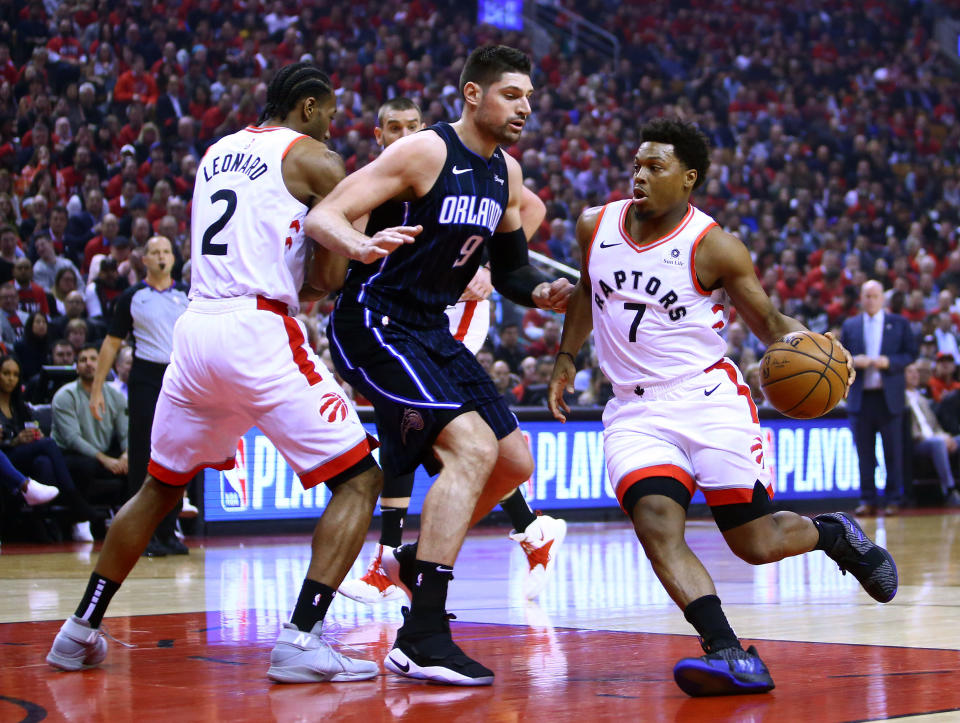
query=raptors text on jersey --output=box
[588,200,727,391]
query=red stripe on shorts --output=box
[149,457,235,486]
[703,483,774,506]
[615,464,695,512]
[454,300,477,341]
[256,295,323,386]
[298,437,372,489]
[706,359,758,423]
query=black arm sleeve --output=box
[488,227,551,308]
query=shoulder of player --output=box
[284,137,344,174]
[575,204,605,240]
[379,129,446,167]
[697,225,750,269]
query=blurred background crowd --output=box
[1,0,960,535]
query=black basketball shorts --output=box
[327,302,518,477]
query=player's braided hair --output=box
[639,119,711,190]
[259,62,334,123]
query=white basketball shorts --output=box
[603,358,773,510]
[445,299,490,355]
[148,296,373,488]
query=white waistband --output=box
[611,361,722,401]
[187,296,290,315]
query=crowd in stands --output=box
[2,0,960,526]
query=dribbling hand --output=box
[548,354,577,422]
[356,225,422,263]
[532,278,575,313]
[824,331,856,398]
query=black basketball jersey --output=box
[339,122,510,327]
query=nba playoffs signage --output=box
[203,416,880,521]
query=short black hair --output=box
[459,45,531,96]
[259,62,334,123]
[78,342,99,356]
[377,97,421,127]
[639,119,711,190]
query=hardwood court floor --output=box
[1,512,959,722]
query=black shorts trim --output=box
[325,453,378,490]
[620,476,692,518]
[709,481,774,532]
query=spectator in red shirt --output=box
[200,94,238,142]
[82,213,121,275]
[47,19,83,65]
[526,319,561,358]
[929,353,960,402]
[12,257,49,316]
[113,54,158,107]
[116,103,145,149]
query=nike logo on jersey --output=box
[599,241,622,248]
[704,384,721,396]
[452,166,472,175]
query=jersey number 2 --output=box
[201,189,237,256]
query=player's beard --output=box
[477,106,524,145]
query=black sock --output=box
[410,559,453,616]
[683,594,740,653]
[290,579,336,632]
[379,506,407,548]
[74,573,121,628]
[813,517,843,552]
[500,489,537,533]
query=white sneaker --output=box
[338,545,406,604]
[71,521,94,542]
[22,478,59,506]
[509,515,567,600]
[46,616,108,671]
[179,496,199,519]
[266,621,378,683]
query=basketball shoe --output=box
[384,607,494,686]
[509,514,567,599]
[267,621,378,683]
[673,644,775,696]
[46,616,108,671]
[814,512,898,602]
[339,544,406,604]
[381,542,417,601]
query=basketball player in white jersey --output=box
[47,63,420,683]
[339,98,567,605]
[548,119,897,697]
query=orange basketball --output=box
[760,331,849,419]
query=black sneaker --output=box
[381,542,417,600]
[673,644,775,697]
[142,537,169,557]
[384,607,494,686]
[161,536,189,555]
[815,512,898,603]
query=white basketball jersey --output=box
[190,125,310,314]
[588,200,726,390]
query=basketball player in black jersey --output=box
[338,97,568,607]
[307,46,573,686]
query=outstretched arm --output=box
[695,226,854,388]
[548,207,600,421]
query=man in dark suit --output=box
[841,280,917,515]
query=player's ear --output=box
[683,168,697,192]
[373,127,383,147]
[462,81,482,108]
[301,96,316,122]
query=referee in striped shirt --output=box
[89,236,190,556]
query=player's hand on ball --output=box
[533,278,575,312]
[360,225,422,263]
[548,353,576,422]
[824,331,855,397]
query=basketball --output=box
[760,331,849,419]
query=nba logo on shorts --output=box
[220,437,248,511]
